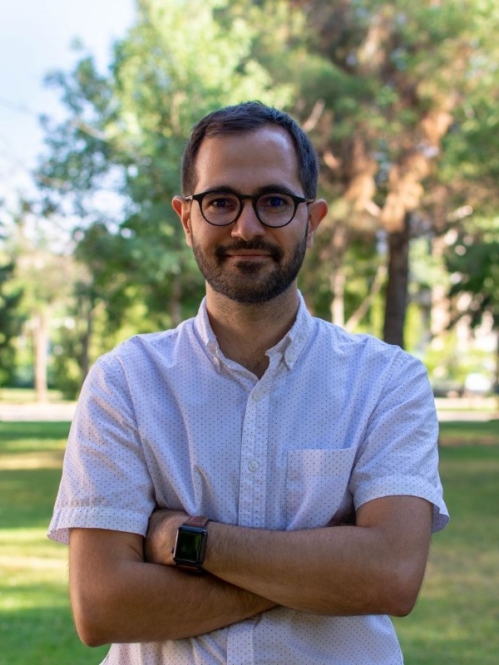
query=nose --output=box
[230,199,265,241]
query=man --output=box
[49,101,448,664]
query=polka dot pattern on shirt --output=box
[49,293,448,665]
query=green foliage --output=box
[0,261,24,386]
[25,0,499,379]
[280,1,499,342]
[301,225,383,327]
[34,0,297,393]
[446,224,499,330]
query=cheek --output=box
[191,223,228,248]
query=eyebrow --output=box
[200,184,301,197]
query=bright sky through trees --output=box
[0,0,135,203]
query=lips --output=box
[225,251,270,258]
[215,240,283,262]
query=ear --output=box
[306,199,328,248]
[172,195,193,248]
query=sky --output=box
[0,0,136,206]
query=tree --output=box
[444,214,499,387]
[0,257,23,386]
[34,0,499,364]
[9,204,74,401]
[256,0,499,348]
[35,0,293,390]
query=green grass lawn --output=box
[1,420,498,664]
[394,420,499,664]
[0,422,108,665]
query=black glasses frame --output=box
[184,190,314,228]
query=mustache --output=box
[214,239,284,261]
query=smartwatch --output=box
[172,516,210,571]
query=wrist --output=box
[172,516,211,572]
[201,520,223,573]
[145,510,187,566]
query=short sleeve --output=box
[350,351,449,533]
[48,352,155,544]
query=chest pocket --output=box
[286,448,357,530]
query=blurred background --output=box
[0,2,498,664]
[0,0,499,404]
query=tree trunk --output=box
[345,263,387,332]
[80,305,94,383]
[330,266,346,327]
[329,224,347,327]
[495,332,499,393]
[430,234,451,340]
[383,213,411,348]
[33,308,51,403]
[170,273,182,328]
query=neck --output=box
[205,285,300,378]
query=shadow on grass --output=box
[439,419,499,446]
[392,443,499,665]
[0,422,71,443]
[0,603,108,665]
[1,421,498,663]
[0,468,62,529]
[394,590,499,665]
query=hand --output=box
[144,508,188,566]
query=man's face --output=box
[174,126,324,304]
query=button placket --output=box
[237,363,277,529]
[238,392,258,528]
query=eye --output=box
[258,193,293,210]
[203,193,238,212]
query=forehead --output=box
[193,126,302,194]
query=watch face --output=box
[174,526,207,566]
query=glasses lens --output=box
[201,192,240,225]
[256,193,295,227]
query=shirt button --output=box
[248,460,259,472]
[252,392,262,402]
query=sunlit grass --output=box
[0,388,66,403]
[393,430,499,664]
[1,421,499,663]
[0,422,108,665]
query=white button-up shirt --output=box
[49,294,448,665]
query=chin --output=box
[210,279,293,305]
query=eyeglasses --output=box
[185,189,314,228]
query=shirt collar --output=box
[194,292,314,372]
[278,292,314,369]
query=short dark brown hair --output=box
[181,101,319,198]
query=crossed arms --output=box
[69,494,432,647]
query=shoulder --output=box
[85,317,199,393]
[307,318,430,396]
[314,317,418,364]
[99,317,197,366]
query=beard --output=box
[191,227,308,304]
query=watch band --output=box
[183,515,210,528]
[172,516,211,573]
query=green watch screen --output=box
[177,530,204,560]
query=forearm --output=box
[70,529,276,646]
[202,496,432,617]
[138,496,431,628]
[204,523,393,615]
